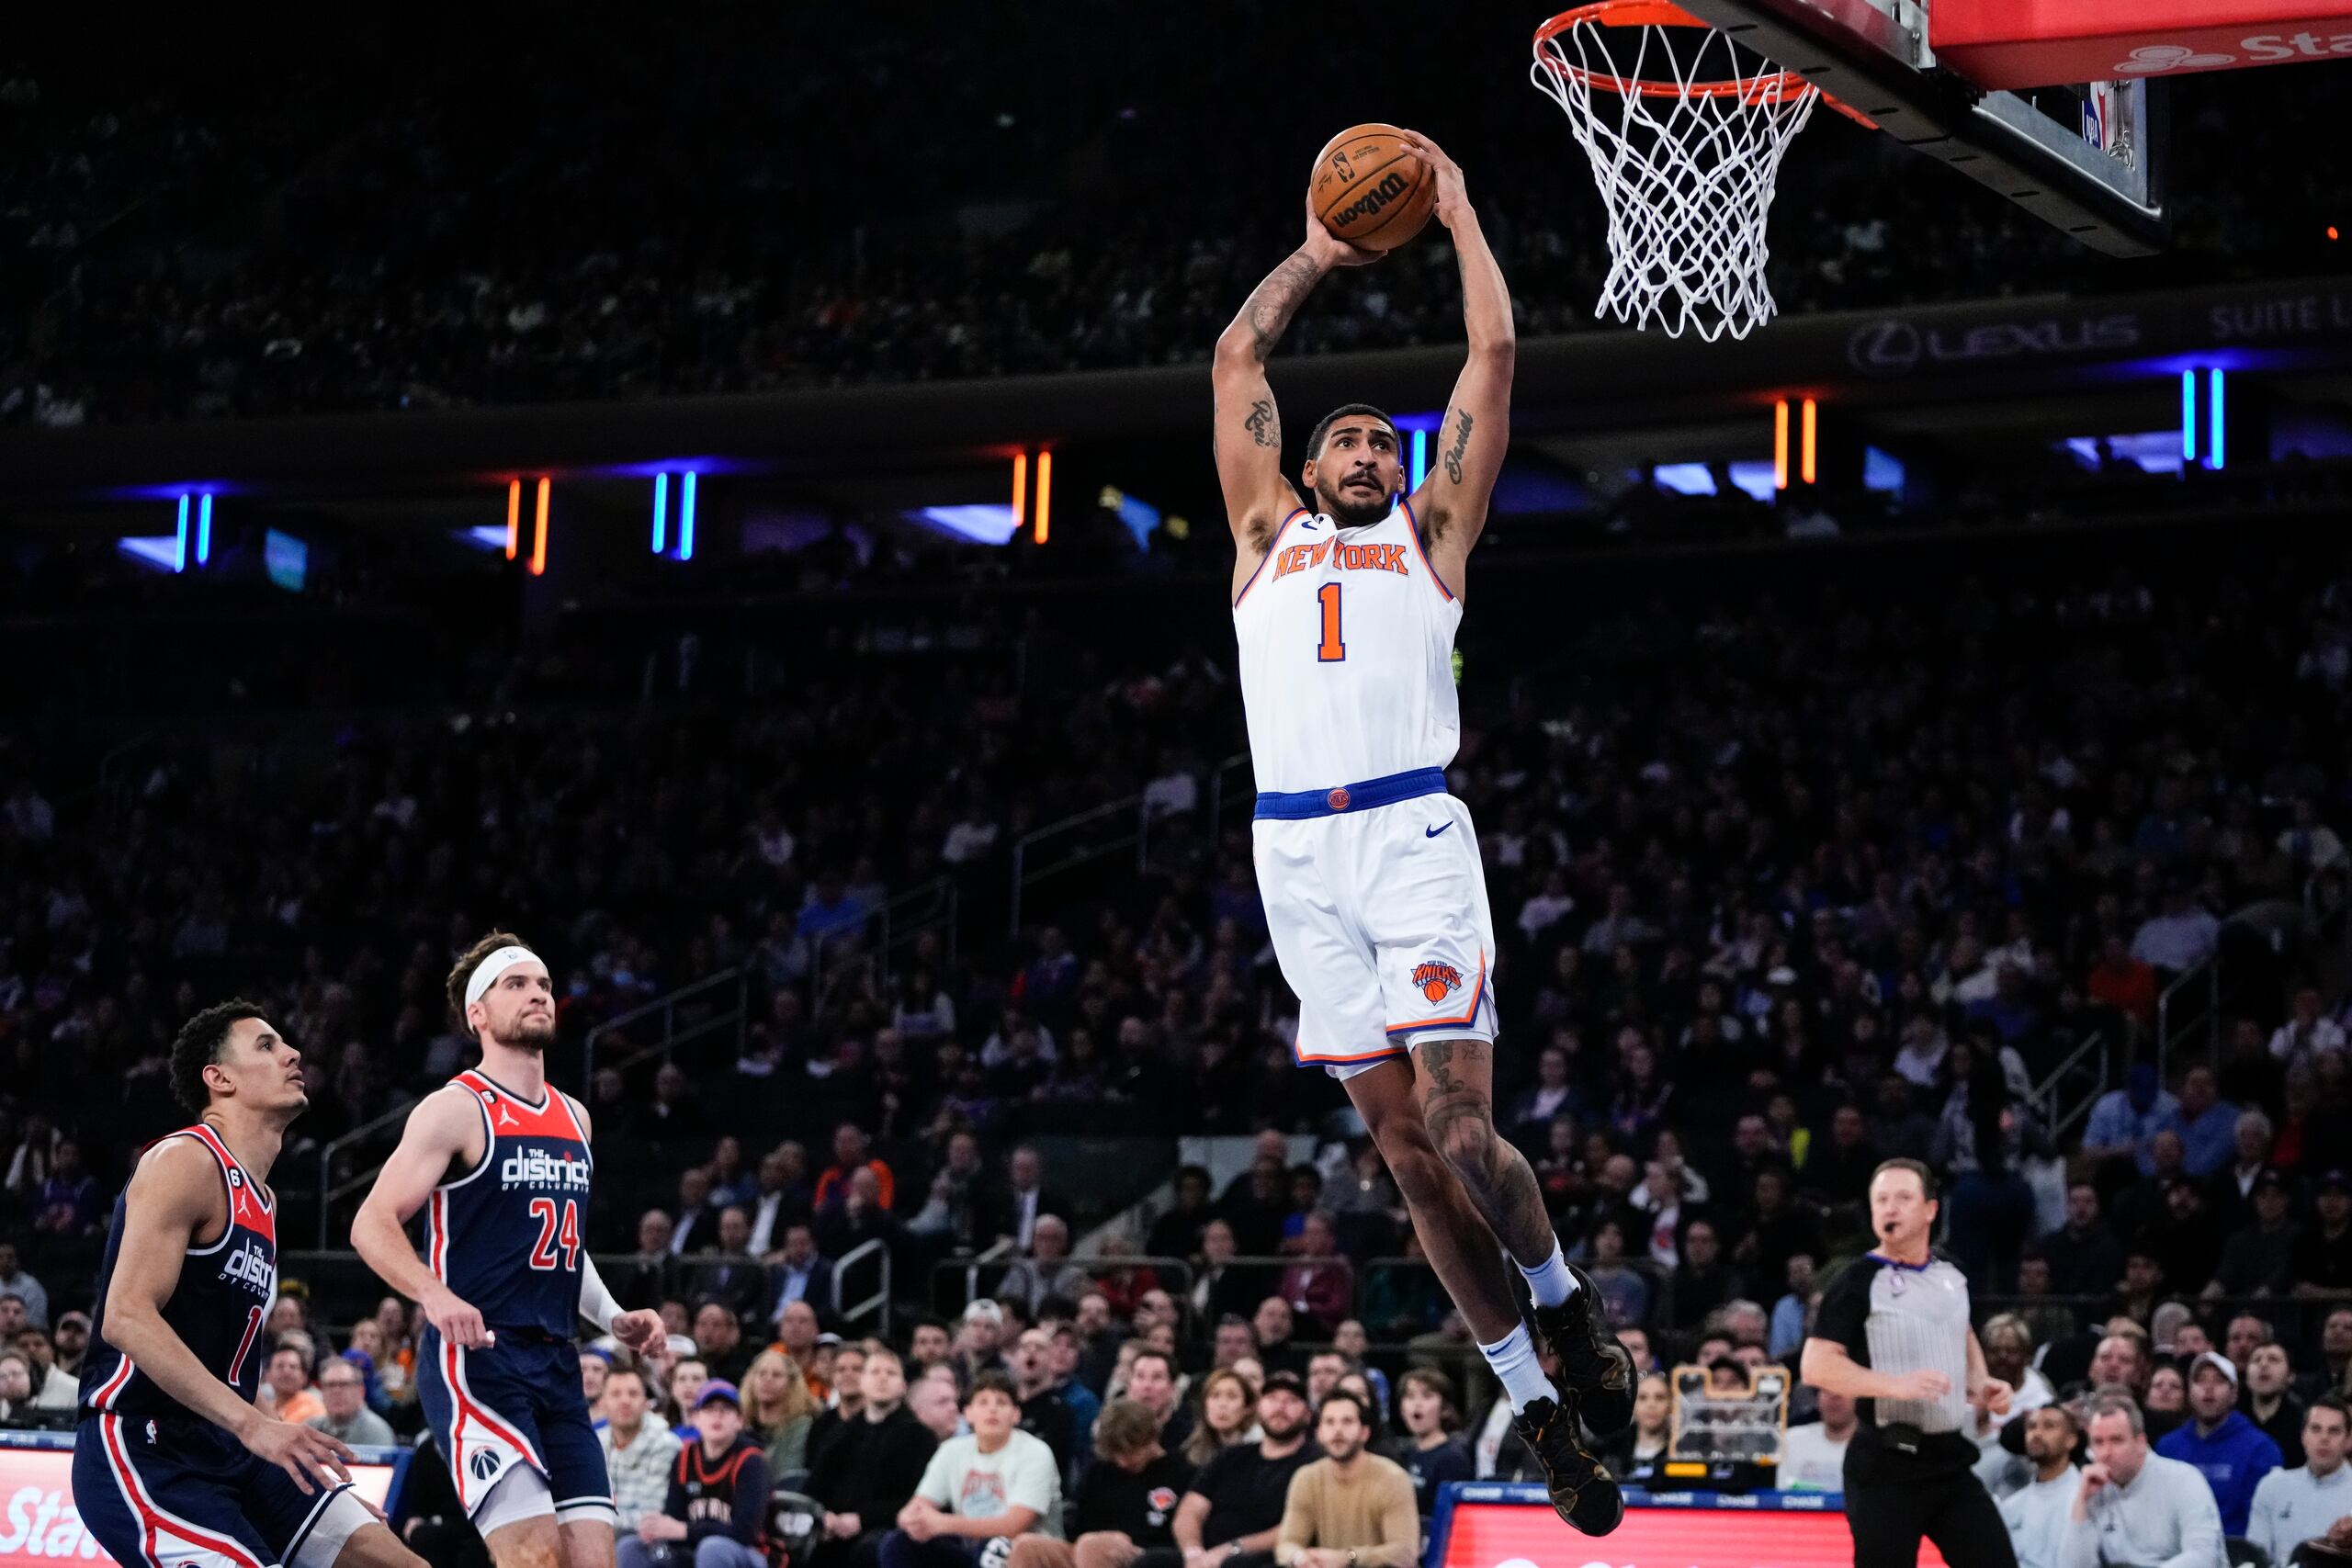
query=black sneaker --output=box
[1512,1394,1625,1536]
[1529,1262,1635,1435]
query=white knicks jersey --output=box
[1233,497,1462,792]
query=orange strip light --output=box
[1035,451,1053,545]
[1012,452,1028,531]
[505,479,522,559]
[530,478,550,577]
[1801,398,1818,486]
[1773,400,1790,491]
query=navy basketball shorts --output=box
[73,1412,371,1568]
[417,1327,614,1529]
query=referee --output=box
[1803,1158,2017,1568]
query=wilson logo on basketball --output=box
[1413,962,1464,1003]
[1330,171,1408,228]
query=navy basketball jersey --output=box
[424,1070,594,1337]
[81,1124,277,1416]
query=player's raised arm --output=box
[1213,194,1380,580]
[350,1086,495,1348]
[104,1139,356,1492]
[1401,132,1512,599]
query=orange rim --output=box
[1533,2,1878,126]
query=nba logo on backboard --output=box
[1414,961,1463,1003]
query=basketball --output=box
[1310,123,1437,252]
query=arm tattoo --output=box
[1244,398,1278,449]
[1442,410,1474,484]
[1243,250,1324,361]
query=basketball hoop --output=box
[1531,2,1871,342]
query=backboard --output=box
[1672,0,2169,256]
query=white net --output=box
[1531,5,1822,342]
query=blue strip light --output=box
[2209,369,2225,470]
[679,472,697,561]
[1411,429,1429,490]
[175,494,190,573]
[651,471,669,555]
[196,492,213,567]
[2181,370,2197,465]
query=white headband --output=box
[465,945,545,1010]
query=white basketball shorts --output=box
[1253,780,1498,1080]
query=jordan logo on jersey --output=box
[497,1104,521,1129]
[1270,538,1409,584]
[225,1166,260,1225]
[1413,961,1464,1003]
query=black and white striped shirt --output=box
[1813,1250,1973,1434]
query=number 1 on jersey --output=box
[527,1197,582,1271]
[1317,582,1346,662]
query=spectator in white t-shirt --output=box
[884,1372,1061,1568]
[1781,1388,1856,1491]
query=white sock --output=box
[1479,1322,1555,1414]
[1521,1242,1577,1310]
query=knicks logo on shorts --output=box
[1413,961,1464,1003]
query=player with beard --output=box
[354,934,664,1568]
[1215,132,1627,1538]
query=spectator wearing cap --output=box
[625,1381,772,1568]
[2065,1393,2225,1568]
[2296,1170,2352,1297]
[308,1356,394,1447]
[2246,1395,2352,1568]
[2157,1351,2283,1536]
[1158,1371,1319,1568]
[886,1371,1062,1568]
[955,1300,1010,1390]
[51,1311,87,1380]
[2208,1172,2301,1300]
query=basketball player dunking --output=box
[73,1000,424,1568]
[1215,132,1630,1535]
[353,934,664,1568]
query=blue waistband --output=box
[1255,767,1448,820]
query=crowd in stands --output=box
[0,21,2338,424]
[9,530,2352,1558]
